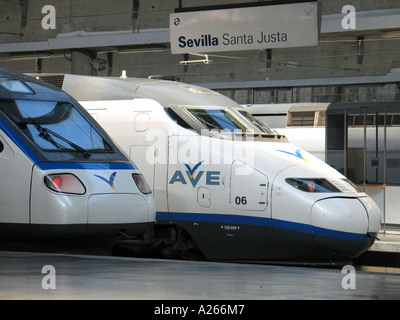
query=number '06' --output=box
[235,196,247,205]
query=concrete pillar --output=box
[71,50,95,76]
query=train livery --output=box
[0,67,155,242]
[245,102,400,230]
[57,74,381,263]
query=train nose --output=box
[87,193,155,237]
[311,197,381,258]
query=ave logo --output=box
[169,161,220,188]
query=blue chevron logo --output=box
[94,172,117,190]
[276,149,307,161]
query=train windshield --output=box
[187,108,248,132]
[184,107,277,134]
[166,105,282,139]
[1,99,116,160]
[237,110,277,135]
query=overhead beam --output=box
[196,71,400,90]
[0,8,399,54]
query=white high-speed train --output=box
[0,67,155,242]
[245,102,400,228]
[59,74,381,263]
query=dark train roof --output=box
[0,66,71,102]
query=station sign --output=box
[169,1,321,54]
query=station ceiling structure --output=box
[1,0,400,103]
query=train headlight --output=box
[44,174,86,195]
[285,178,341,193]
[132,173,152,194]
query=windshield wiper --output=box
[28,118,91,158]
[196,116,222,131]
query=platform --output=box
[369,228,400,253]
[1,251,400,300]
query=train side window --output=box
[165,108,191,129]
[187,108,248,132]
[0,78,33,94]
[287,111,315,127]
[0,140,3,153]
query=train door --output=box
[230,160,269,212]
[0,131,32,236]
[227,160,272,259]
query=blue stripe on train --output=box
[36,162,137,170]
[156,211,370,242]
[0,116,40,163]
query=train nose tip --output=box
[359,196,382,236]
[310,197,379,258]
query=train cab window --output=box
[165,108,192,129]
[286,178,341,193]
[187,108,247,132]
[0,99,113,158]
[238,110,277,135]
[0,140,3,153]
[17,100,111,152]
[0,78,33,94]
